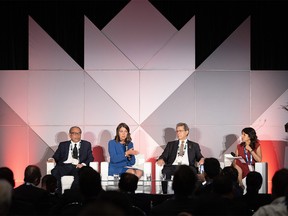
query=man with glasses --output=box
[156,122,205,194]
[48,126,94,194]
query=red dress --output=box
[236,142,260,179]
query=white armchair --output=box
[46,161,99,194]
[223,154,268,193]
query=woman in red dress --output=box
[233,127,262,189]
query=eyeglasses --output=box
[70,132,81,135]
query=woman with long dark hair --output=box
[108,123,143,178]
[233,127,262,188]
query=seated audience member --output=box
[221,166,244,197]
[80,190,134,216]
[0,167,15,188]
[41,174,60,206]
[0,179,13,216]
[232,127,262,189]
[195,175,250,215]
[150,165,198,216]
[78,166,103,205]
[0,167,35,215]
[48,126,94,194]
[195,157,221,196]
[51,166,103,216]
[119,172,151,215]
[119,172,139,193]
[13,165,50,215]
[253,168,288,216]
[108,123,143,179]
[238,171,271,215]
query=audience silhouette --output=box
[150,165,198,216]
[253,168,288,216]
[237,171,272,214]
[1,159,285,216]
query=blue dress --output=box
[108,139,136,176]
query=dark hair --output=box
[172,165,197,197]
[213,175,233,195]
[241,127,259,150]
[221,166,238,183]
[41,174,57,193]
[24,165,41,186]
[118,173,138,193]
[246,171,263,192]
[114,123,132,143]
[0,167,15,188]
[79,166,103,199]
[272,168,288,198]
[204,157,221,179]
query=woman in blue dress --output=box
[108,122,143,178]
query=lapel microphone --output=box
[125,143,131,161]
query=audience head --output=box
[41,174,57,193]
[246,171,263,193]
[79,166,103,200]
[172,165,197,197]
[213,175,234,198]
[24,165,42,186]
[0,167,15,188]
[81,190,132,215]
[203,157,221,180]
[271,168,288,200]
[221,166,239,183]
[0,179,13,215]
[118,172,138,193]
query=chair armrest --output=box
[47,162,55,175]
[155,163,163,180]
[143,162,152,180]
[89,162,99,172]
[255,162,268,193]
[100,162,109,180]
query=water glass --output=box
[146,173,152,181]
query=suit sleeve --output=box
[194,142,204,162]
[52,142,67,163]
[158,142,173,163]
[83,141,94,165]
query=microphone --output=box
[230,152,236,157]
[125,143,131,161]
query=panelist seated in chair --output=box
[47,126,94,194]
[156,122,205,194]
[108,123,143,179]
[232,127,262,189]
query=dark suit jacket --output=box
[52,140,94,165]
[13,184,51,214]
[158,140,203,167]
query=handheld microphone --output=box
[125,143,131,161]
[230,152,236,157]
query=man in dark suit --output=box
[157,122,204,194]
[48,126,94,194]
[13,165,50,215]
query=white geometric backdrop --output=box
[0,1,287,188]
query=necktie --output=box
[72,144,78,159]
[179,141,185,156]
